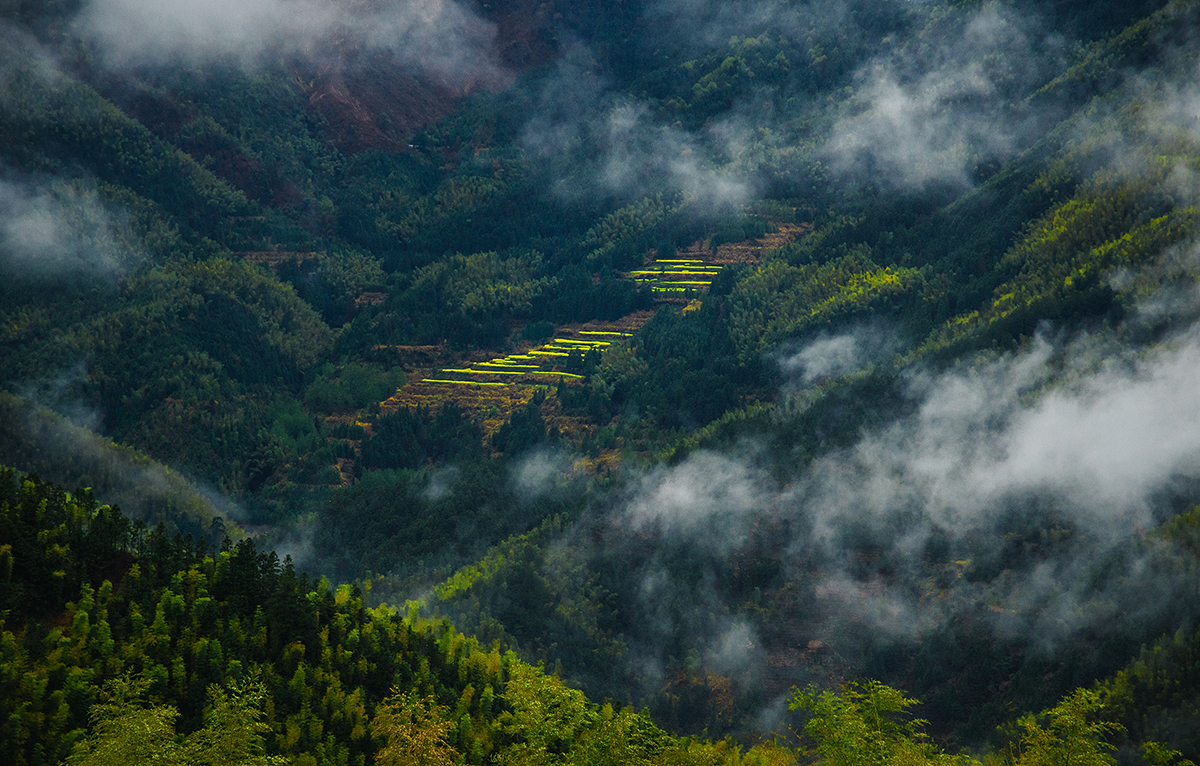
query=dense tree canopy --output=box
[6,0,1200,762]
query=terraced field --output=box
[368,223,812,441]
[628,258,724,295]
[326,222,810,481]
[378,314,652,439]
[625,222,810,301]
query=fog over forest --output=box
[3,0,1200,763]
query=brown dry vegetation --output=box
[692,221,813,265]
[235,251,318,267]
[292,0,559,153]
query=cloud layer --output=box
[518,46,754,208]
[824,3,1065,188]
[75,0,504,84]
[595,243,1200,712]
[799,330,1200,538]
[0,175,136,278]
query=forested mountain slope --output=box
[5,0,1200,762]
[2,467,1196,765]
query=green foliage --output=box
[0,57,253,248]
[303,363,405,413]
[709,215,771,249]
[0,469,516,764]
[490,395,550,455]
[359,404,482,471]
[1100,625,1200,757]
[184,677,289,766]
[790,681,964,766]
[310,444,571,580]
[1142,742,1196,766]
[66,675,287,766]
[497,662,595,766]
[8,1,1200,760]
[522,321,556,343]
[371,689,459,766]
[726,251,923,363]
[1011,689,1121,766]
[789,683,1157,766]
[580,195,671,271]
[400,251,553,345]
[917,177,1196,358]
[0,467,134,618]
[32,258,334,491]
[277,250,386,326]
[495,663,670,766]
[65,676,183,766]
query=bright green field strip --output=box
[630,270,719,276]
[529,350,569,356]
[578,331,630,336]
[422,379,509,386]
[554,339,610,346]
[467,369,527,375]
[529,371,584,378]
[442,368,474,372]
[477,362,540,368]
[656,259,704,263]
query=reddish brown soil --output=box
[295,0,561,154]
[297,59,469,153]
[679,221,814,265]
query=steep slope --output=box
[4,0,1200,757]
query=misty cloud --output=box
[75,0,504,84]
[780,334,861,384]
[0,24,62,97]
[777,324,899,385]
[512,448,569,501]
[824,3,1063,188]
[423,465,460,503]
[800,326,1200,539]
[604,102,754,208]
[268,518,319,572]
[625,451,765,542]
[0,174,135,278]
[707,618,764,679]
[521,1,1070,204]
[16,362,103,433]
[519,47,753,208]
[604,258,1200,657]
[527,96,754,207]
[0,393,235,535]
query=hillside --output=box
[5,0,1200,762]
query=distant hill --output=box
[5,0,1200,759]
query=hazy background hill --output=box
[6,0,1200,761]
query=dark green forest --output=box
[5,0,1200,763]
